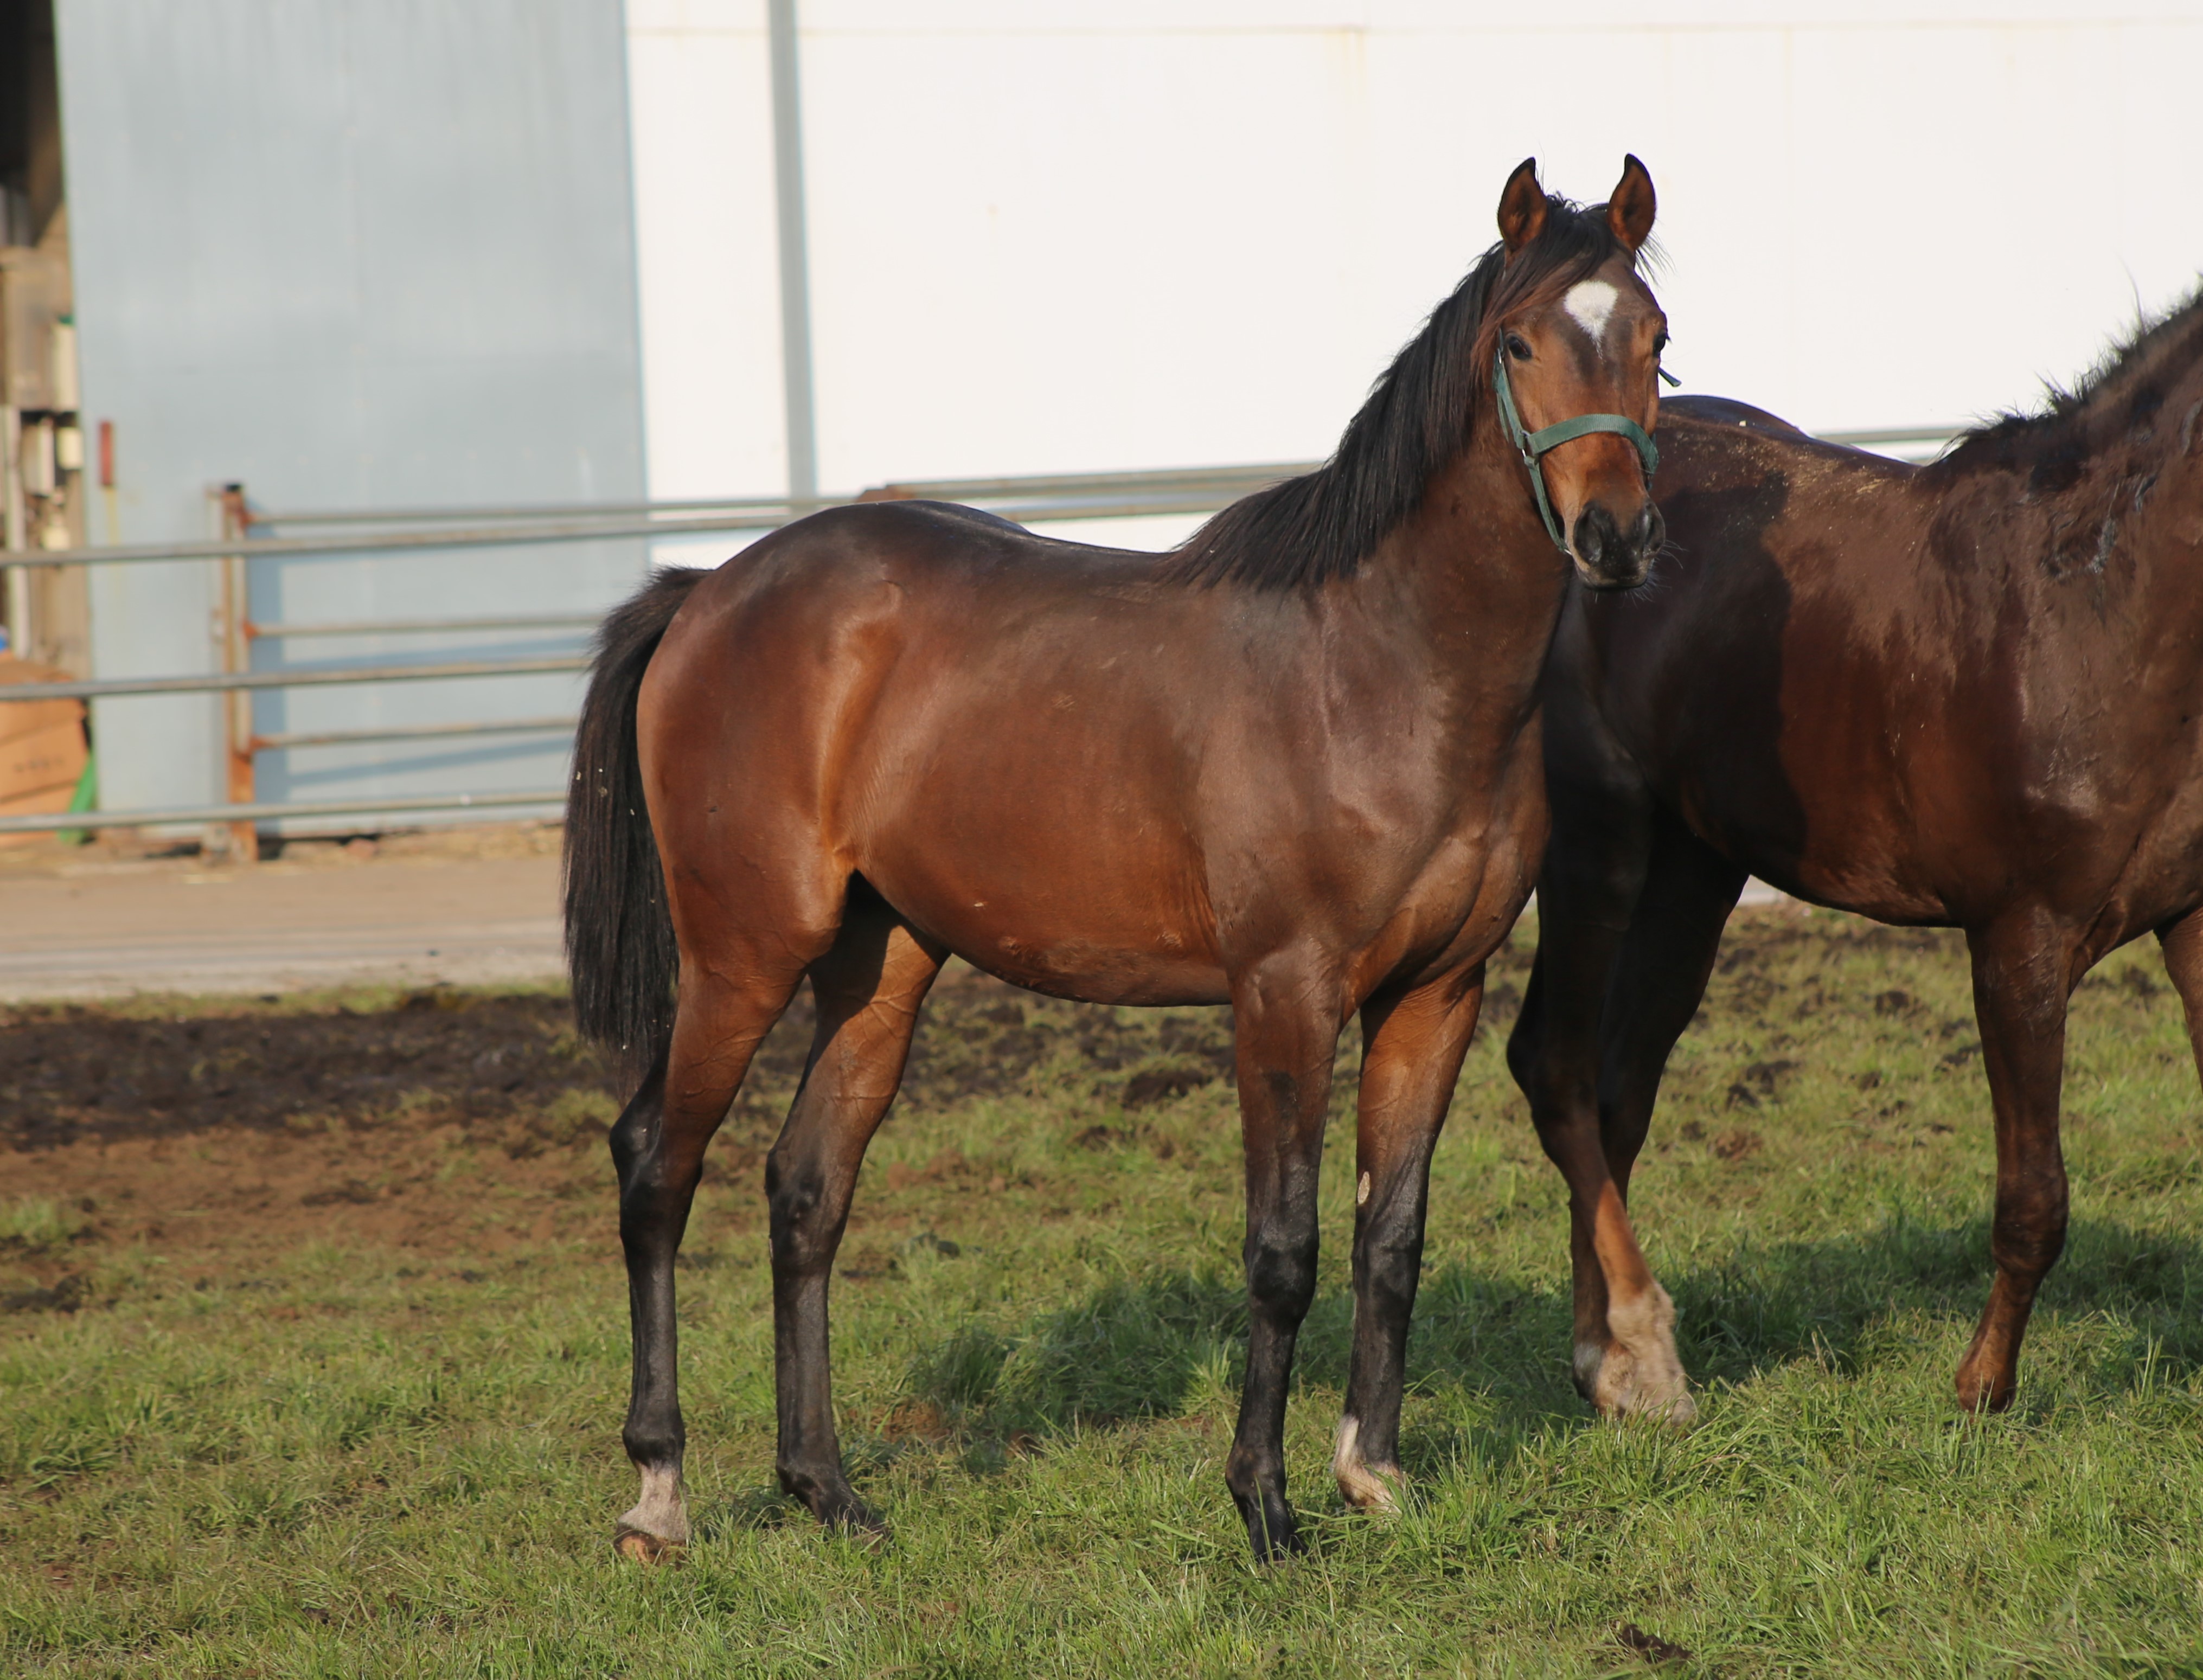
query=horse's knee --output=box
[1244,1226,1318,1322]
[766,1149,840,1273]
[1991,1186,2068,1279]
[1354,1217,1424,1313]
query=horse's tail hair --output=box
[564,566,706,1085]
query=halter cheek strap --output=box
[1492,347,1667,555]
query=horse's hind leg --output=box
[769,886,945,1534]
[1512,802,1737,1420]
[613,956,816,1561]
[1572,813,1743,1417]
[1954,909,2076,1412]
[1334,968,1484,1513]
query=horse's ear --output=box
[1605,155,1656,252]
[1497,158,1547,255]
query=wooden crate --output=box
[0,657,91,839]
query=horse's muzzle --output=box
[1570,500,1663,591]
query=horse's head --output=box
[1490,156,1667,591]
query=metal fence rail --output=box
[0,790,563,838]
[1,432,1954,845]
[28,655,589,703]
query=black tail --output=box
[565,566,707,1083]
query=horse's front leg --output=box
[1954,909,2076,1412]
[1222,953,1343,1561]
[1333,967,1485,1512]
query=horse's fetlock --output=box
[623,1418,685,1468]
[1223,1444,1278,1498]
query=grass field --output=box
[5,903,2203,1676]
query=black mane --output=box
[1169,195,1643,590]
[1944,280,2203,469]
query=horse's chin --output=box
[1572,559,1653,593]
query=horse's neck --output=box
[1957,338,2203,632]
[2016,304,2203,613]
[1352,437,1572,692]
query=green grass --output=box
[6,909,2203,1676]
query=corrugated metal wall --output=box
[55,0,646,824]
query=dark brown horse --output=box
[565,157,1672,1561]
[1508,286,2203,1419]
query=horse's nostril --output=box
[1571,505,1619,570]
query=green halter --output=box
[1491,346,1668,554]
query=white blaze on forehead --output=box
[1563,279,1621,343]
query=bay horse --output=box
[565,157,1673,1562]
[1507,285,2203,1419]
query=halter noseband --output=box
[1491,345,1667,555]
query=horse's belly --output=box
[892,890,1231,1006]
[857,852,1230,1008]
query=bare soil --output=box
[0,966,1240,1290]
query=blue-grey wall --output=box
[55,0,645,823]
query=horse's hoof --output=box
[1581,1341,1698,1426]
[840,1518,891,1552]
[1585,1284,1698,1426]
[1331,1415,1404,1513]
[1954,1366,2014,1414]
[1233,1497,1305,1563]
[816,1493,889,1548]
[613,1526,685,1565]
[828,1508,890,1549]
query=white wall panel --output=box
[629,4,2203,507]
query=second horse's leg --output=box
[1512,800,1719,1420]
[1954,909,2076,1412]
[1570,813,1744,1418]
[769,889,945,1533]
[2155,909,2203,1091]
[1333,968,1484,1512]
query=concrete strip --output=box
[0,839,1792,1005]
[0,850,565,1002]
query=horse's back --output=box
[636,500,1260,1001]
[1556,405,1965,916]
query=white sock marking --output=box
[1333,1413,1400,1512]
[1334,1413,1360,1473]
[620,1464,689,1544]
[1564,279,1620,343]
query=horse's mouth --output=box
[1574,558,1654,592]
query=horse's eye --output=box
[1653,331,1670,354]
[1506,334,1532,362]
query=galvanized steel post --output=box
[768,0,818,504]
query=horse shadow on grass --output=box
[701,1209,2203,1535]
[891,1209,2203,1455]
